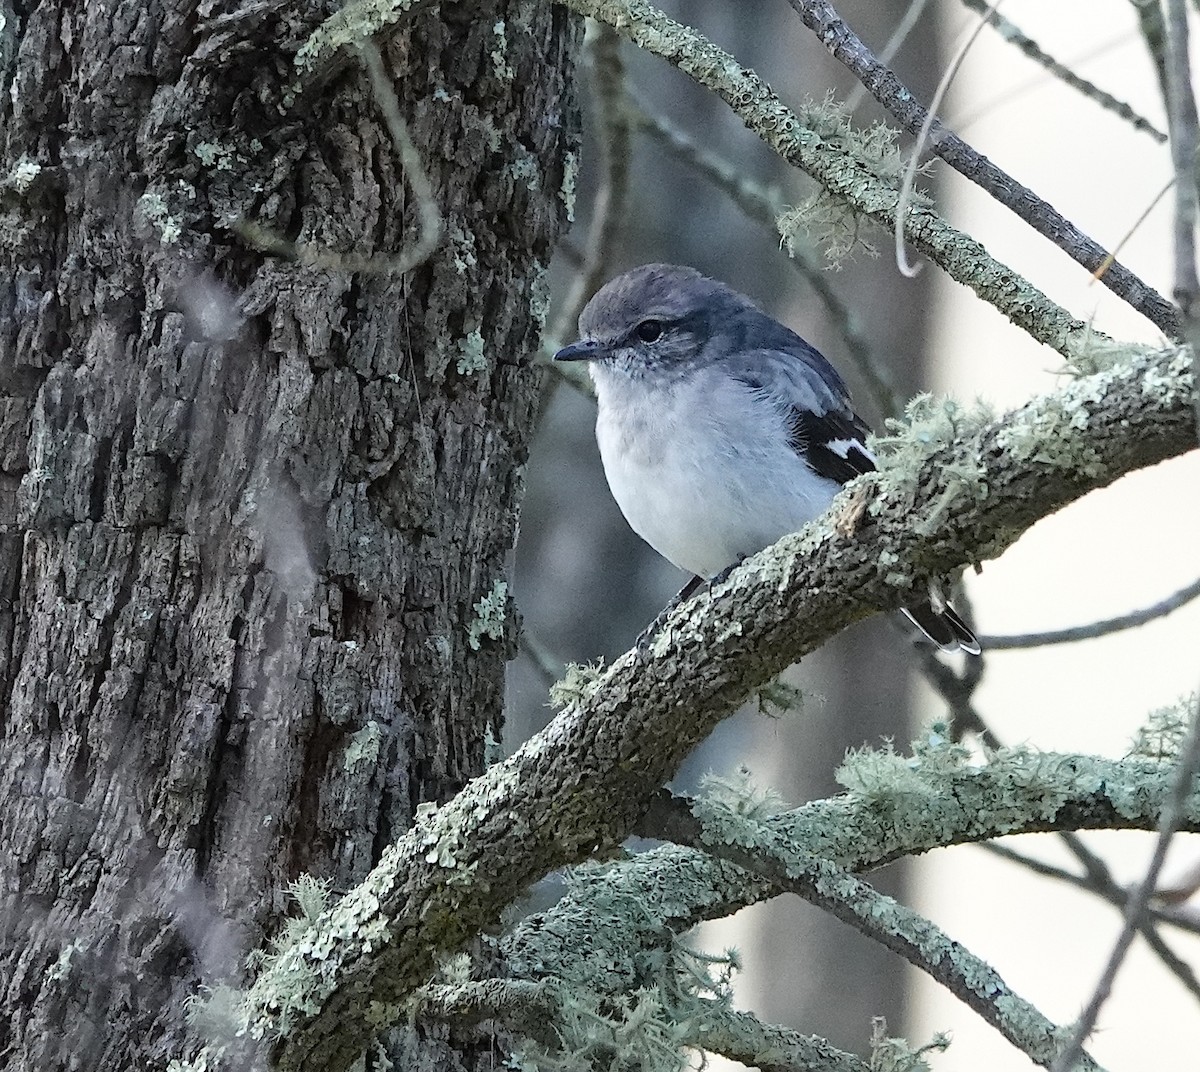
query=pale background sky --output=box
[913,2,1200,1068]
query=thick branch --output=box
[238,342,1193,1070]
[508,751,1200,1001]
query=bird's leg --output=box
[707,554,746,590]
[634,558,747,654]
[634,575,706,652]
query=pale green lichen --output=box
[45,938,84,983]
[185,983,248,1043]
[445,223,479,274]
[456,329,488,375]
[136,192,183,244]
[1128,693,1198,760]
[548,659,607,711]
[490,20,515,81]
[295,0,418,71]
[509,151,541,191]
[1139,343,1195,408]
[560,150,578,223]
[344,721,382,771]
[467,579,508,650]
[869,1019,951,1072]
[528,263,551,333]
[6,154,41,193]
[776,95,931,266]
[193,141,237,170]
[696,769,786,829]
[753,675,805,718]
[483,722,504,767]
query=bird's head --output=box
[554,263,760,382]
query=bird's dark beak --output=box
[553,338,604,362]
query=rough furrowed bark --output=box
[0,2,578,1068]
[250,344,1195,1070]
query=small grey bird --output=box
[554,263,979,654]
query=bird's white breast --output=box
[591,366,841,579]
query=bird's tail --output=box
[902,602,981,655]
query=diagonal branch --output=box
[783,0,1180,338]
[509,750,1200,1011]
[560,0,1095,359]
[657,796,1105,1072]
[224,342,1194,1071]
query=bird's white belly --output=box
[595,386,840,578]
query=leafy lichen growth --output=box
[137,192,183,245]
[6,154,41,193]
[343,721,381,771]
[467,579,508,650]
[548,659,607,712]
[294,0,418,72]
[560,150,579,223]
[490,20,515,81]
[1128,693,1198,760]
[777,95,930,266]
[870,1017,951,1072]
[456,329,488,375]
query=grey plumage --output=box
[555,263,979,655]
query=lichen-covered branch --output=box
[210,342,1194,1071]
[670,791,1105,1072]
[506,745,1200,1017]
[560,0,1124,356]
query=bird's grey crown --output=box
[576,263,850,400]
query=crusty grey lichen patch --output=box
[467,579,507,650]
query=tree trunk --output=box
[0,2,578,1067]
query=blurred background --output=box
[509,1,1200,1067]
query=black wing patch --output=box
[788,407,876,485]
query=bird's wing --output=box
[725,345,876,485]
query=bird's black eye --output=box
[635,319,664,343]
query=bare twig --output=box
[978,573,1200,649]
[960,0,1167,142]
[782,0,1181,338]
[844,0,932,113]
[1052,695,1200,1071]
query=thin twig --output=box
[782,0,1181,339]
[982,843,1200,942]
[978,573,1200,649]
[542,23,632,406]
[1052,694,1200,1071]
[1091,176,1175,284]
[238,40,442,274]
[895,0,1001,278]
[551,22,632,345]
[917,625,1200,1005]
[960,0,1167,142]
